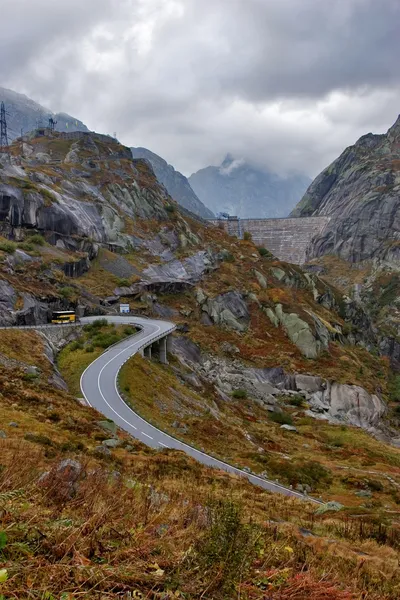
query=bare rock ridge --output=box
[189,154,311,219]
[291,114,400,263]
[131,147,214,219]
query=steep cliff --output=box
[189,154,310,218]
[131,146,214,219]
[291,115,400,263]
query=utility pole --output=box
[48,117,57,133]
[0,101,10,161]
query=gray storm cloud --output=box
[1,0,399,177]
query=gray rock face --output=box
[0,141,170,252]
[171,337,389,435]
[0,86,89,140]
[189,154,310,218]
[266,303,328,359]
[195,288,250,332]
[142,251,213,284]
[291,115,400,263]
[131,147,214,219]
[307,382,386,429]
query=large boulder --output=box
[308,382,386,429]
[275,304,322,359]
[196,288,250,333]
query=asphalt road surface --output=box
[80,315,321,502]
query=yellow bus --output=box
[51,311,77,324]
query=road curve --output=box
[80,315,321,503]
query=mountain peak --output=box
[387,114,400,140]
[189,158,310,218]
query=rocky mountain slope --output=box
[2,129,400,597]
[131,146,214,219]
[0,86,89,139]
[291,115,400,264]
[189,154,311,218]
[291,115,400,362]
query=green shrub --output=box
[91,318,108,329]
[165,203,176,214]
[48,412,61,422]
[195,499,258,595]
[123,326,135,336]
[24,433,55,447]
[299,461,332,487]
[389,375,400,402]
[267,458,332,489]
[117,278,131,287]
[243,231,252,241]
[288,394,304,407]
[70,341,83,351]
[0,240,17,254]
[60,441,85,452]
[269,411,293,425]
[367,478,384,492]
[232,389,247,399]
[28,233,46,246]
[222,251,235,263]
[92,333,120,349]
[18,242,34,252]
[85,345,94,353]
[59,286,74,299]
[257,246,272,258]
[378,275,400,308]
[22,372,39,381]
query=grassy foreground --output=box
[0,333,399,597]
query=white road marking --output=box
[78,316,321,503]
[142,432,153,440]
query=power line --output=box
[48,117,57,132]
[0,101,10,161]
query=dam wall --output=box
[210,216,330,264]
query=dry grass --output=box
[119,353,400,512]
[1,362,400,598]
[0,330,53,376]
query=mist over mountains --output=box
[0,86,310,219]
[189,154,311,218]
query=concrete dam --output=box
[210,216,330,265]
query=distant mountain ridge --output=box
[189,154,311,218]
[0,86,89,139]
[130,147,214,219]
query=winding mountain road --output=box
[80,315,320,503]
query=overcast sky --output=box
[2,0,400,177]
